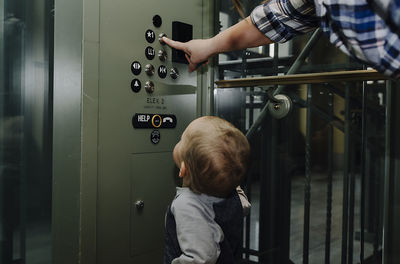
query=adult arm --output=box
[162,17,272,72]
[163,0,319,72]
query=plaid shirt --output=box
[251,0,400,78]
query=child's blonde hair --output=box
[181,116,250,198]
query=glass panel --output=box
[0,0,53,263]
[215,1,389,263]
[215,79,388,264]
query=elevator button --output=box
[170,67,179,79]
[158,50,167,61]
[145,29,155,43]
[144,81,154,94]
[159,33,167,45]
[131,79,141,93]
[151,114,162,128]
[158,65,167,79]
[153,15,162,28]
[145,46,155,60]
[131,61,141,75]
[145,64,155,76]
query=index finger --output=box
[162,37,187,51]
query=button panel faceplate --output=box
[131,15,189,97]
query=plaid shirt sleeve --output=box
[250,0,400,78]
[319,0,400,78]
[366,0,400,35]
[250,0,319,43]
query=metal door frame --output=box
[52,0,86,263]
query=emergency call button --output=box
[151,115,162,128]
[132,113,177,129]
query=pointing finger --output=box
[162,37,186,51]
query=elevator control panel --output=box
[129,15,194,99]
[96,0,205,263]
[126,14,196,147]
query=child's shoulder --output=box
[171,187,225,213]
[172,187,202,208]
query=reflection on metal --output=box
[1,1,53,263]
[1,12,27,264]
[216,69,388,88]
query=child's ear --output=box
[178,161,187,178]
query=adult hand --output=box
[161,17,271,72]
[162,37,214,72]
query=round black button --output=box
[131,79,141,93]
[153,15,162,27]
[150,130,161,144]
[145,46,155,60]
[145,29,155,43]
[158,65,167,79]
[131,61,141,75]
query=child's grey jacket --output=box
[164,187,243,264]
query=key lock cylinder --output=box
[266,89,292,119]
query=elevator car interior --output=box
[1,0,400,263]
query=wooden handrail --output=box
[215,70,389,88]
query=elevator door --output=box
[0,0,53,263]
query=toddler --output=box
[164,116,250,264]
